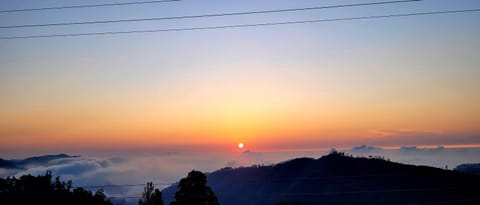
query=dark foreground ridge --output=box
[163,151,480,205]
[0,171,112,205]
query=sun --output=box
[238,143,245,149]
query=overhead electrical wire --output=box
[68,172,460,189]
[104,186,473,198]
[0,0,421,29]
[1,9,479,40]
[0,0,181,13]
[77,182,175,188]
[72,173,413,189]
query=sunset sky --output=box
[1,0,479,154]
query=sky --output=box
[1,0,480,156]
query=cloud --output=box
[2,148,480,205]
[14,157,123,189]
[350,145,383,152]
[4,156,133,197]
[15,158,111,176]
[0,168,20,177]
[399,146,445,153]
[371,129,441,137]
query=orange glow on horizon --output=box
[0,62,479,150]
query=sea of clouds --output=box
[1,146,479,204]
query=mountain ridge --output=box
[162,152,480,205]
[0,154,79,170]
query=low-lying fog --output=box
[1,146,479,204]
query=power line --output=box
[75,175,400,189]
[104,186,474,199]
[107,195,144,198]
[71,173,463,188]
[1,8,479,40]
[0,0,421,29]
[73,182,176,189]
[0,0,181,13]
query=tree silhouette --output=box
[0,171,112,205]
[139,182,163,205]
[170,170,219,205]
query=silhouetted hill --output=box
[0,154,79,170]
[162,152,480,205]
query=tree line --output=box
[0,170,220,205]
[139,170,220,205]
[0,171,112,205]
